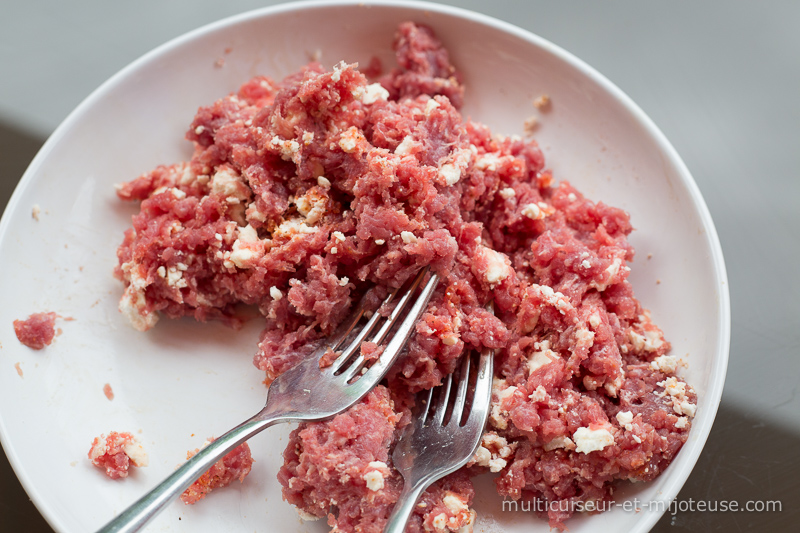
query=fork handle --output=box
[95,412,285,533]
[384,477,434,533]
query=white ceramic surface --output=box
[0,1,729,532]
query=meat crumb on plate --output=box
[113,21,695,531]
[180,438,254,504]
[88,432,148,479]
[13,312,57,350]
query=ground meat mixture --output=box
[13,312,57,350]
[88,432,148,479]
[114,22,696,531]
[180,439,254,504]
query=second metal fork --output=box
[384,347,494,533]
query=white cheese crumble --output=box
[490,378,510,429]
[443,492,469,513]
[294,189,328,225]
[616,410,634,431]
[678,401,697,417]
[527,341,556,374]
[363,469,385,491]
[374,239,385,245]
[528,385,548,402]
[332,231,346,242]
[439,163,461,186]
[521,203,545,220]
[122,440,149,467]
[400,231,417,244]
[475,154,501,172]
[270,135,301,162]
[338,277,349,287]
[424,98,440,114]
[573,427,615,454]
[675,417,689,429]
[588,312,602,329]
[331,61,346,82]
[273,218,318,240]
[441,333,459,346]
[229,224,264,269]
[269,286,283,301]
[543,435,576,452]
[394,135,416,156]
[361,82,390,104]
[302,131,314,145]
[210,166,250,203]
[650,354,678,373]
[499,187,516,199]
[531,284,572,315]
[338,126,362,153]
[432,513,447,531]
[119,286,158,331]
[591,257,624,291]
[475,246,512,285]
[317,176,331,188]
[567,192,577,202]
[297,509,321,521]
[658,377,686,398]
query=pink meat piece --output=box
[180,439,254,504]
[114,22,696,531]
[88,432,148,480]
[13,312,57,350]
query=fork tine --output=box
[331,267,428,376]
[419,387,435,425]
[338,353,367,383]
[328,306,384,374]
[449,354,472,426]
[356,271,439,386]
[432,372,453,426]
[466,348,494,426]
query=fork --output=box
[96,267,440,533]
[384,347,494,533]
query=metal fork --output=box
[384,347,494,533]
[96,267,440,533]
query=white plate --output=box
[0,1,729,532]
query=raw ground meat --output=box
[180,439,254,504]
[115,21,696,531]
[88,432,148,480]
[13,312,57,350]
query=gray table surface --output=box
[1,1,798,531]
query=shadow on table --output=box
[653,402,800,531]
[0,120,43,216]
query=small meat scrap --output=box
[180,438,253,504]
[103,383,115,401]
[88,432,148,479]
[533,93,551,110]
[13,312,57,350]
